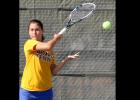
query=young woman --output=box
[19,19,79,100]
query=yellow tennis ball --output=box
[102,21,112,30]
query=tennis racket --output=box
[58,3,96,35]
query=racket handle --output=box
[58,27,67,35]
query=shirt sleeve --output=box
[50,51,57,65]
[24,39,40,52]
[51,56,57,65]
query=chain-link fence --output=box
[19,0,115,100]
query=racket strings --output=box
[70,4,95,22]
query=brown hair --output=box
[28,19,43,30]
[28,19,45,41]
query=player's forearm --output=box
[36,34,62,51]
[52,57,70,75]
[52,52,79,75]
[44,38,59,50]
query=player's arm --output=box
[51,52,79,75]
[35,33,62,51]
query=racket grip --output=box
[58,27,67,35]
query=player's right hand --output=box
[53,33,63,41]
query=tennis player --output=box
[19,19,79,100]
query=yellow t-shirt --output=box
[21,39,56,91]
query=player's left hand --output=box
[67,52,80,60]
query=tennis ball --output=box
[102,21,112,30]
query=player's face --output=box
[29,23,43,41]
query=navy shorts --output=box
[19,88,53,100]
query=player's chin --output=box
[36,36,43,41]
[31,37,37,40]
